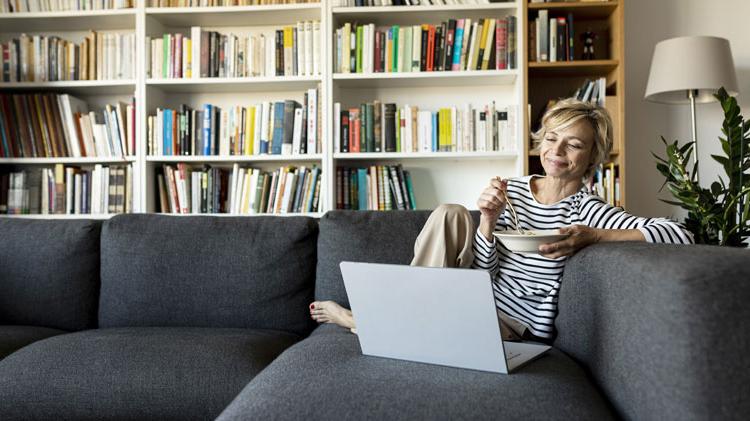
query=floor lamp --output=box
[644,35,739,185]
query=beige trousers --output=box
[409,204,527,340]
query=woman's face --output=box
[539,119,595,181]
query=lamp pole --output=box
[688,89,699,184]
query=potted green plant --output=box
[653,87,749,246]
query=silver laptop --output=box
[340,262,551,374]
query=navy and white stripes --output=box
[472,175,693,339]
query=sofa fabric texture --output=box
[218,324,615,421]
[98,214,318,336]
[555,243,750,421]
[0,326,66,360]
[0,327,300,420]
[0,219,101,331]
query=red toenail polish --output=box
[310,304,315,309]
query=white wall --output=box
[625,0,749,218]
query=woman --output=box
[310,98,693,341]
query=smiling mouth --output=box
[546,159,568,167]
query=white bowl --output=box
[492,229,570,254]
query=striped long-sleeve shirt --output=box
[472,175,694,340]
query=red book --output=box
[349,108,361,153]
[496,18,508,70]
[427,25,436,71]
[374,30,382,73]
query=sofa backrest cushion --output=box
[315,210,438,308]
[99,214,318,336]
[0,218,102,331]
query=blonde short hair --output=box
[531,98,613,179]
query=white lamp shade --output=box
[645,36,739,104]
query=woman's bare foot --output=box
[310,300,356,330]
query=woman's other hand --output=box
[538,225,601,258]
[477,177,508,241]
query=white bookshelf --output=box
[0,8,137,32]
[1,1,526,216]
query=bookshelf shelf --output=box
[527,1,618,19]
[0,213,117,219]
[0,9,136,32]
[331,4,517,25]
[527,60,618,75]
[146,76,321,93]
[153,212,323,218]
[0,80,136,95]
[0,157,137,165]
[334,152,518,161]
[145,4,321,27]
[146,155,323,163]
[333,70,518,89]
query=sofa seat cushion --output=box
[0,325,66,360]
[218,324,615,420]
[0,327,300,420]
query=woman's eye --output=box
[544,138,555,142]
[568,144,582,149]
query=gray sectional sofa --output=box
[1,211,748,420]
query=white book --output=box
[266,34,274,77]
[342,23,351,73]
[41,169,49,214]
[240,169,252,214]
[397,26,406,73]
[507,104,517,152]
[281,171,296,214]
[412,24,422,72]
[297,22,306,76]
[333,102,341,153]
[74,172,82,214]
[550,18,558,63]
[292,107,303,155]
[535,17,541,63]
[404,105,412,152]
[191,26,201,79]
[260,101,271,153]
[248,169,259,214]
[402,26,412,73]
[312,21,320,75]
[92,164,102,214]
[230,163,240,213]
[418,111,432,152]
[307,88,317,154]
[466,22,479,70]
[102,166,109,214]
[539,10,549,62]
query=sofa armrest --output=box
[555,242,750,421]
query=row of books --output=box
[147,91,320,156]
[334,101,516,153]
[332,1,508,5]
[1,1,133,12]
[589,162,620,207]
[573,77,606,106]
[334,17,516,74]
[157,163,321,214]
[147,0,317,6]
[0,94,136,158]
[228,164,320,214]
[530,10,577,63]
[0,164,132,215]
[1,32,136,82]
[147,23,321,79]
[336,165,416,211]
